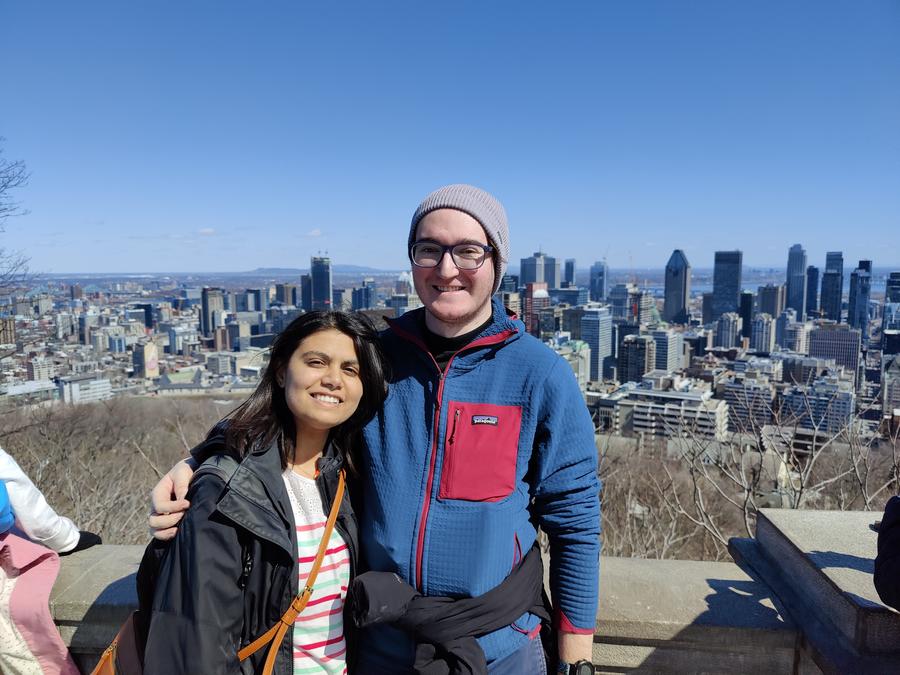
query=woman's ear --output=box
[275,369,285,388]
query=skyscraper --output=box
[663,249,691,324]
[650,328,683,372]
[750,314,775,353]
[618,334,656,383]
[847,260,872,339]
[806,265,819,317]
[310,256,333,310]
[581,306,612,382]
[757,284,786,319]
[739,291,755,339]
[520,252,547,286]
[563,259,576,287]
[201,287,225,338]
[714,312,742,348]
[886,271,900,303]
[589,260,608,302]
[808,323,862,386]
[785,244,808,317]
[820,252,844,322]
[712,251,742,321]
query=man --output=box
[152,184,600,674]
[875,495,899,611]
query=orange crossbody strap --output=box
[237,469,346,673]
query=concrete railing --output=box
[52,510,900,673]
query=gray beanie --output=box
[408,184,509,294]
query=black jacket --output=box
[141,432,360,674]
[875,495,900,611]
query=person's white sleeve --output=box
[0,447,80,553]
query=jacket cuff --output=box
[556,608,595,635]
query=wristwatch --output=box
[557,659,595,675]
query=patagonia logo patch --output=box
[472,415,499,426]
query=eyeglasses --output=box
[410,240,494,270]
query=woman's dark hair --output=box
[221,310,388,472]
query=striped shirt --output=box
[283,471,350,675]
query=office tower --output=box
[300,274,312,311]
[69,284,83,300]
[784,322,811,355]
[782,374,855,433]
[714,312,742,348]
[246,288,267,313]
[332,288,352,310]
[806,266,819,317]
[352,279,375,311]
[847,260,872,339]
[78,313,99,345]
[751,314,776,353]
[650,328,683,373]
[739,291,755,339]
[134,303,154,330]
[499,274,519,293]
[618,334,656,383]
[310,256,333,310]
[589,260,608,302]
[883,303,900,354]
[520,252,547,286]
[275,283,296,306]
[234,291,255,313]
[201,287,225,338]
[775,309,797,349]
[580,307,612,381]
[886,272,900,303]
[523,283,550,337]
[663,249,691,324]
[820,252,844,321]
[808,323,862,385]
[133,341,160,379]
[712,251,743,321]
[785,244,808,317]
[545,256,561,289]
[757,284,786,319]
[501,291,521,317]
[702,293,714,325]
[563,259,576,287]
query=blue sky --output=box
[1,1,898,274]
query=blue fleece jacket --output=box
[358,298,601,670]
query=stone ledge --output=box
[54,545,800,673]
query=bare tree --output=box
[0,138,30,291]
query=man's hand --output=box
[558,632,593,669]
[148,458,196,540]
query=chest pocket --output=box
[438,401,522,502]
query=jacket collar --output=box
[387,296,523,353]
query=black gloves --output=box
[60,530,102,556]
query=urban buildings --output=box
[310,256,333,310]
[712,250,743,321]
[886,271,900,303]
[589,260,608,302]
[200,287,224,338]
[758,284,786,319]
[563,259,576,287]
[750,314,775,353]
[618,334,656,383]
[581,306,613,382]
[785,244,808,317]
[782,372,856,433]
[847,260,872,339]
[806,265,819,317]
[808,323,862,386]
[663,249,691,324]
[714,312,742,349]
[820,252,844,322]
[650,328,683,373]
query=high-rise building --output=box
[701,293,714,325]
[0,316,16,344]
[133,341,160,379]
[714,312,742,348]
[808,323,862,386]
[820,252,844,322]
[523,282,550,337]
[775,309,797,349]
[311,256,333,310]
[618,334,656,383]
[499,274,519,293]
[544,255,561,290]
[246,288,268,313]
[751,313,775,353]
[275,284,296,306]
[520,252,547,286]
[806,266,819,317]
[782,373,856,433]
[663,249,691,324]
[785,244,808,317]
[739,291,755,339]
[589,260,608,302]
[201,287,225,338]
[712,251,743,321]
[581,307,612,381]
[847,260,872,340]
[884,356,900,412]
[300,275,312,312]
[884,303,900,353]
[563,259,576,287]
[757,284,786,319]
[886,272,900,303]
[352,279,375,311]
[650,328,683,373]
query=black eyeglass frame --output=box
[409,240,495,270]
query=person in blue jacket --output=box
[874,496,899,611]
[151,184,601,675]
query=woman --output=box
[142,311,387,674]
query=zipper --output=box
[448,409,460,444]
[389,319,518,592]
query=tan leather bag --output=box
[91,470,346,675]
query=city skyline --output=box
[2,2,899,273]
